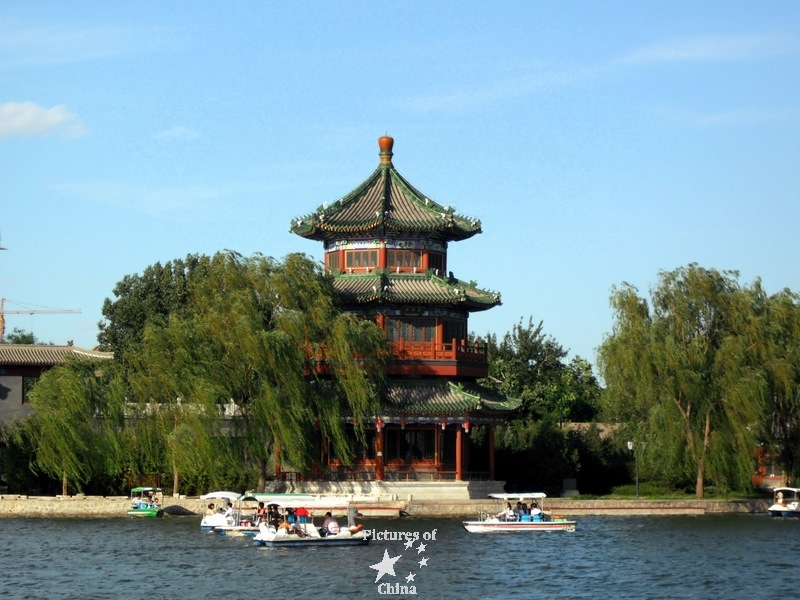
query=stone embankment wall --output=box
[0,494,769,518]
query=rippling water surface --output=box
[1,513,797,599]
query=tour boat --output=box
[767,487,800,517]
[200,491,319,536]
[252,500,370,547]
[127,487,164,518]
[462,493,577,533]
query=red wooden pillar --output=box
[375,421,384,481]
[455,426,463,481]
[488,425,495,480]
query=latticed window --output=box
[428,252,445,274]
[386,317,435,342]
[386,429,436,461]
[442,319,466,343]
[345,250,378,269]
[327,252,340,272]
[387,250,421,270]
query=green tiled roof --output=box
[0,344,113,366]
[332,270,500,312]
[381,379,521,416]
[290,140,482,243]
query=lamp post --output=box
[627,440,639,497]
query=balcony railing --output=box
[389,339,487,364]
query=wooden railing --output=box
[390,339,487,364]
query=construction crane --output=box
[0,298,82,343]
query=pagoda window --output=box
[387,250,421,271]
[428,252,445,275]
[386,429,436,461]
[332,429,376,461]
[442,319,466,343]
[386,317,435,342]
[327,253,340,273]
[345,250,378,270]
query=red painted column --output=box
[456,426,463,481]
[376,424,384,481]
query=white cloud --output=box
[619,33,799,65]
[0,101,87,138]
[155,126,200,141]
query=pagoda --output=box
[290,136,520,488]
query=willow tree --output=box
[127,251,388,493]
[12,359,126,495]
[598,264,768,498]
[758,288,800,483]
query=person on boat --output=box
[295,506,310,523]
[321,511,340,536]
[776,492,786,507]
[496,502,515,521]
[513,502,524,518]
[267,504,280,528]
[206,503,216,516]
[257,502,267,523]
[530,502,543,520]
[224,502,234,520]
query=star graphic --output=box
[406,572,416,583]
[369,549,402,583]
[416,542,427,554]
[418,556,428,568]
[404,539,414,549]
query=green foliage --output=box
[598,264,778,498]
[1,328,46,345]
[97,254,210,361]
[479,318,601,422]
[11,359,126,494]
[122,251,388,492]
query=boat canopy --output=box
[265,498,354,510]
[130,487,162,494]
[240,493,316,503]
[489,493,547,501]
[200,491,242,501]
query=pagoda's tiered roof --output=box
[290,137,482,243]
[381,380,521,416]
[332,271,500,312]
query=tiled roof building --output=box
[0,345,113,425]
[291,137,519,483]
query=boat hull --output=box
[463,520,576,533]
[767,508,800,518]
[253,536,370,547]
[127,508,163,518]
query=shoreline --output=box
[0,494,770,518]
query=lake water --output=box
[0,513,797,599]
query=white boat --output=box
[463,493,577,533]
[252,499,370,547]
[767,487,800,517]
[199,491,258,536]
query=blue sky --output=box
[1,2,799,367]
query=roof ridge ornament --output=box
[378,135,394,165]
